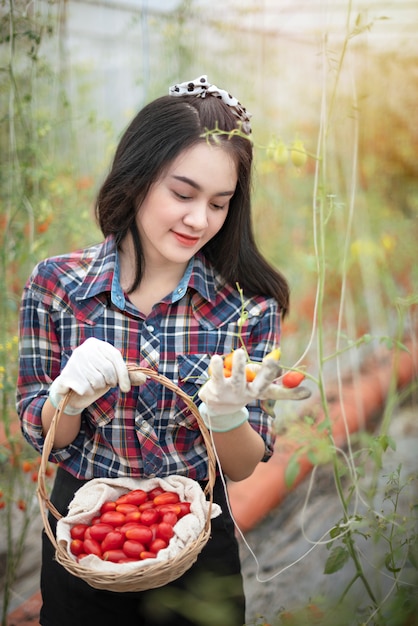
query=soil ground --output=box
[240,402,418,625]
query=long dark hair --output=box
[95,94,289,315]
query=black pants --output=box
[40,467,245,626]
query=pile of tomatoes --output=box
[69,486,191,564]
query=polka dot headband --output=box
[169,74,252,135]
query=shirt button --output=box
[146,325,154,332]
[148,473,156,478]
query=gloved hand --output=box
[198,348,281,432]
[49,338,144,415]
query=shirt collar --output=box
[111,255,195,309]
[75,235,218,306]
[74,236,117,302]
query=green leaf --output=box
[385,553,402,573]
[378,434,397,452]
[324,546,350,574]
[329,526,342,539]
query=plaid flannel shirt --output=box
[17,236,281,481]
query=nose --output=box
[182,200,209,230]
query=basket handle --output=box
[37,391,76,548]
[126,365,217,505]
[37,366,216,543]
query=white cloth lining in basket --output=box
[56,475,221,575]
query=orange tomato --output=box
[222,352,259,381]
[245,367,257,382]
[223,352,234,370]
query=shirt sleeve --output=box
[16,269,82,462]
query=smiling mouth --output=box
[172,231,200,246]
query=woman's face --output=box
[136,142,238,271]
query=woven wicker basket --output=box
[37,365,217,592]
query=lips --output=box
[172,231,200,247]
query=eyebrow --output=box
[171,175,235,197]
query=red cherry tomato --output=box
[89,523,115,543]
[101,531,125,552]
[100,501,117,514]
[123,540,146,559]
[70,539,84,556]
[120,522,143,535]
[140,509,160,526]
[282,371,305,388]
[83,538,102,557]
[125,489,148,506]
[149,538,168,553]
[150,523,159,541]
[148,487,165,499]
[125,510,142,523]
[102,549,127,563]
[178,502,191,518]
[156,503,181,516]
[84,527,93,541]
[139,501,156,511]
[100,511,126,527]
[140,551,157,560]
[115,503,139,515]
[70,523,89,541]
[153,492,180,506]
[156,522,174,542]
[162,512,178,526]
[125,525,153,545]
[115,493,131,505]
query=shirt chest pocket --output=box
[174,353,211,429]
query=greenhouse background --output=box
[1,1,417,624]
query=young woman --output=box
[17,75,289,626]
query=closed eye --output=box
[174,191,191,201]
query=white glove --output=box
[49,338,136,415]
[198,348,281,432]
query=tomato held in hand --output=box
[282,371,305,388]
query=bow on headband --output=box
[169,75,252,135]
